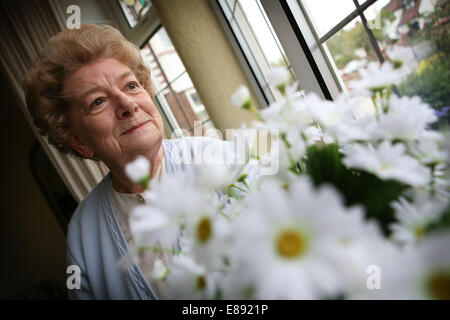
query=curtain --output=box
[0,0,109,203]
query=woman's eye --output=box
[127,81,139,90]
[90,98,105,110]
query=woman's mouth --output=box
[121,120,150,136]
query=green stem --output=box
[250,105,263,121]
[137,245,184,256]
[229,183,248,193]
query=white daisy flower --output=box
[165,255,217,299]
[229,126,258,162]
[366,232,450,299]
[129,205,180,250]
[342,141,431,187]
[129,170,214,254]
[195,163,236,190]
[389,196,447,245]
[302,125,323,146]
[235,158,262,192]
[258,97,312,135]
[145,170,208,219]
[345,239,405,299]
[376,95,437,141]
[411,232,450,300]
[341,236,402,299]
[305,92,357,130]
[219,255,259,300]
[408,130,447,165]
[183,207,231,271]
[285,127,307,162]
[402,173,450,206]
[227,178,373,299]
[209,191,243,220]
[430,175,450,203]
[333,115,378,145]
[259,136,301,186]
[124,155,151,187]
[349,61,407,96]
[386,45,417,72]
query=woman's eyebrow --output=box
[80,71,134,99]
[118,71,134,81]
[81,86,100,99]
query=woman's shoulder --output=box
[66,174,112,250]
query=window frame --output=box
[260,0,339,100]
[104,0,161,47]
[212,0,393,102]
[209,0,271,108]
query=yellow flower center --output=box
[276,229,307,259]
[197,217,212,243]
[428,271,450,300]
[197,275,206,290]
[414,227,425,240]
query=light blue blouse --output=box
[66,137,234,300]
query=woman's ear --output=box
[67,134,95,158]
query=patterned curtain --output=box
[0,0,109,203]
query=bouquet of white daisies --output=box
[123,51,450,300]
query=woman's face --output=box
[63,58,164,166]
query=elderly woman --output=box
[24,24,233,300]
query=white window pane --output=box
[149,28,186,83]
[323,16,376,92]
[237,0,285,66]
[362,0,390,21]
[142,26,217,136]
[160,73,201,131]
[301,0,356,37]
[218,0,296,104]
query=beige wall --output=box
[0,74,66,299]
[152,0,260,138]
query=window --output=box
[215,0,297,105]
[215,0,449,131]
[118,0,152,28]
[141,26,219,138]
[297,0,449,130]
[299,0,399,93]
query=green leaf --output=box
[304,144,407,235]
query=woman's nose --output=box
[116,93,138,119]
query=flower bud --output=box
[125,155,151,188]
[231,85,252,110]
[151,258,169,281]
[267,67,290,94]
[386,46,416,71]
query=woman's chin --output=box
[123,131,162,153]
